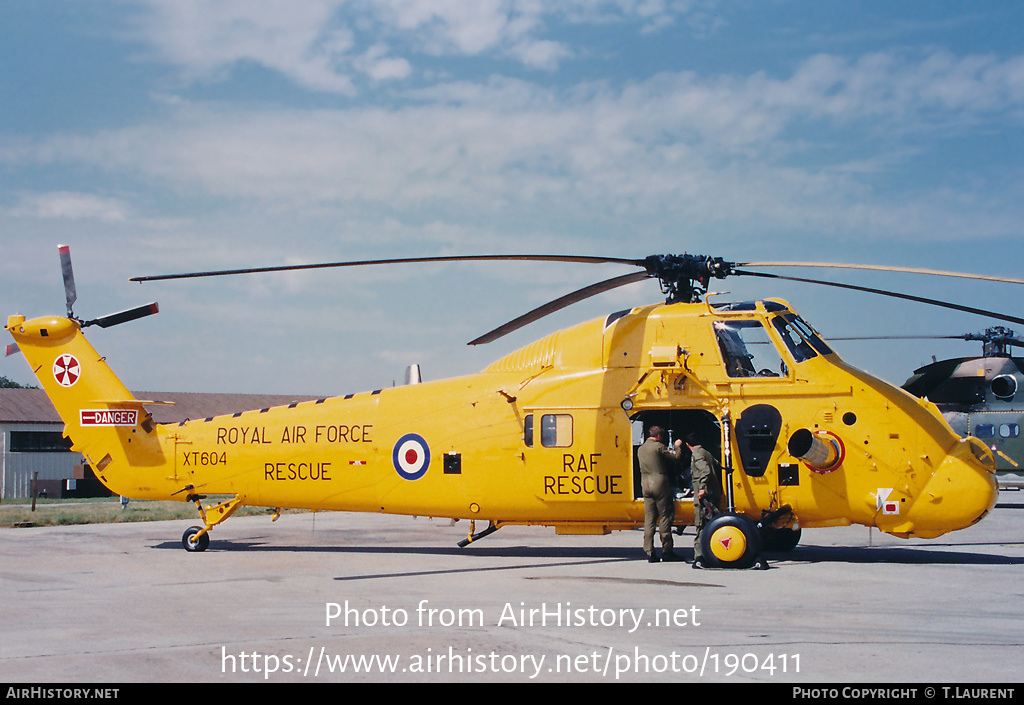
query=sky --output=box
[2,0,1023,395]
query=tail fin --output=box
[6,314,156,495]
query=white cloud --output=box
[6,50,1024,244]
[126,0,711,88]
[353,44,413,82]
[508,38,573,70]
[132,0,357,93]
[377,0,510,55]
[759,51,1024,127]
[6,192,130,222]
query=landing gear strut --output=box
[180,494,244,553]
[458,520,502,547]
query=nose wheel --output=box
[182,526,211,552]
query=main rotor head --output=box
[964,327,1024,357]
[640,254,734,303]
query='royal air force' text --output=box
[199,426,623,493]
[216,425,372,445]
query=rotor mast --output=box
[641,254,735,303]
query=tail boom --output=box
[6,314,169,498]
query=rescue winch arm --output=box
[677,362,724,410]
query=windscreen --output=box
[772,313,834,362]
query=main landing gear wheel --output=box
[700,513,765,569]
[182,526,210,553]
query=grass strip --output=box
[0,498,293,528]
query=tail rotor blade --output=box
[83,302,160,329]
[5,343,20,357]
[58,244,77,317]
[54,244,159,330]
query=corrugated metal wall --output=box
[1,423,81,500]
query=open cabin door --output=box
[630,409,721,500]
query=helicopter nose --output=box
[904,437,998,538]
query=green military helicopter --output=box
[899,327,1024,487]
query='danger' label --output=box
[80,409,138,426]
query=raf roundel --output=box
[393,433,431,480]
[53,354,81,388]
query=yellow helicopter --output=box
[6,247,1022,568]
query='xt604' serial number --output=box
[182,452,227,466]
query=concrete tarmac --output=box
[1,495,1022,684]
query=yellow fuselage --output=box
[7,298,998,539]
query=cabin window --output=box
[1000,423,1019,439]
[714,320,786,378]
[524,414,573,447]
[541,414,573,447]
[975,424,995,439]
[926,377,986,406]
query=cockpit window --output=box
[773,314,833,359]
[714,320,786,378]
[772,316,816,362]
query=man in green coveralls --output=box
[686,432,720,569]
[637,426,684,562]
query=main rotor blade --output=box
[58,244,77,316]
[134,253,1024,287]
[130,254,642,282]
[736,270,1024,327]
[741,261,1024,286]
[83,302,160,329]
[468,271,651,345]
[827,335,964,341]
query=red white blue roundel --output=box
[53,354,81,388]
[393,433,430,480]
